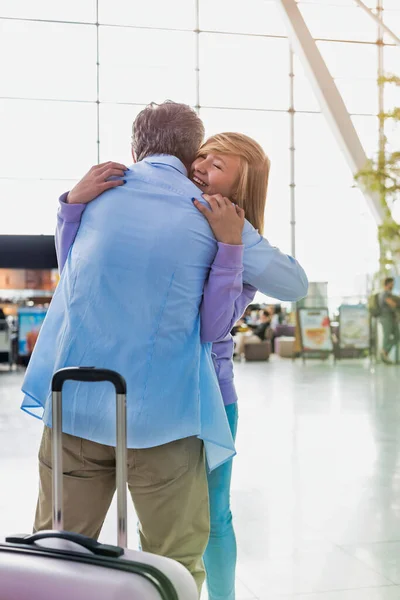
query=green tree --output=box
[356,74,400,279]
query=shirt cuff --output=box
[243,283,257,295]
[213,242,244,269]
[58,192,86,223]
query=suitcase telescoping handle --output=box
[51,367,128,548]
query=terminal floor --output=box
[1,358,400,599]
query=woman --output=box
[57,132,270,600]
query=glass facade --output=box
[0,0,398,304]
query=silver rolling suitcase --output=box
[0,367,198,600]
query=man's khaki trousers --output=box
[34,427,209,594]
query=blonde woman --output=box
[56,133,293,600]
[191,134,268,600]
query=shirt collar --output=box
[140,154,188,177]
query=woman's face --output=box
[190,153,241,198]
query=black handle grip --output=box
[6,531,123,558]
[51,367,127,394]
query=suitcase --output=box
[0,367,198,600]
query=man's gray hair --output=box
[132,101,205,167]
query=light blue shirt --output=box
[21,155,307,470]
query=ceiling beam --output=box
[353,0,400,47]
[275,0,385,225]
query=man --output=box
[380,277,399,364]
[21,101,308,591]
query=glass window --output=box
[335,79,378,115]
[295,113,354,187]
[352,98,400,157]
[294,78,321,113]
[385,45,400,76]
[300,0,398,7]
[383,9,400,44]
[200,0,287,36]
[264,181,291,255]
[352,115,398,172]
[99,103,145,164]
[363,0,400,6]
[0,99,98,179]
[99,27,196,105]
[0,179,78,235]
[0,20,97,101]
[0,0,96,22]
[99,0,195,30]
[295,186,379,298]
[352,115,379,158]
[386,7,400,22]
[293,55,321,113]
[200,107,291,252]
[200,34,289,110]
[384,81,400,114]
[299,0,372,5]
[384,116,400,156]
[200,108,290,182]
[293,45,379,114]
[298,3,377,42]
[317,42,377,80]
[0,0,389,287]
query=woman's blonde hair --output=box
[197,132,270,235]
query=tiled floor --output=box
[1,358,400,599]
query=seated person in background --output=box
[269,304,284,330]
[242,307,253,325]
[231,317,248,337]
[235,309,271,357]
[244,304,260,326]
[0,308,7,331]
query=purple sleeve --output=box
[200,243,257,343]
[55,192,86,273]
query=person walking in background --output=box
[269,304,283,330]
[380,277,400,364]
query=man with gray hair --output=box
[22,101,307,592]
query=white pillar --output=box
[289,46,296,258]
[194,0,200,114]
[275,0,385,225]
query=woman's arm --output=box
[58,196,256,345]
[194,193,308,301]
[55,162,127,272]
[241,222,308,300]
[200,243,256,343]
[55,193,86,273]
[194,194,256,343]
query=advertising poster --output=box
[297,282,328,309]
[339,304,370,349]
[18,307,47,356]
[394,276,400,295]
[299,308,333,352]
